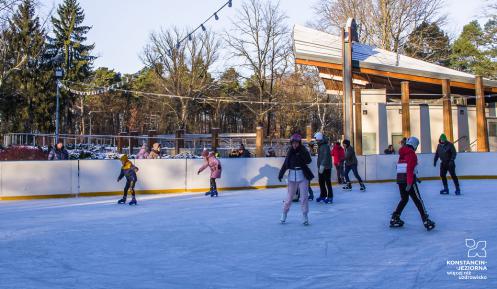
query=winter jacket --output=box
[136,145,149,159]
[396,146,417,185]
[238,149,251,158]
[48,147,69,160]
[118,161,138,182]
[279,145,314,181]
[317,136,332,169]
[198,153,222,179]
[434,141,457,165]
[331,145,345,166]
[344,146,358,166]
[147,143,161,159]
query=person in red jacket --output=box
[390,136,436,231]
[331,142,345,184]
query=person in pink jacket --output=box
[197,149,222,197]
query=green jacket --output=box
[317,136,332,169]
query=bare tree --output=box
[143,27,219,130]
[311,0,445,54]
[225,0,290,131]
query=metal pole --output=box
[55,79,60,143]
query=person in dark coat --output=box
[314,132,333,203]
[434,133,460,195]
[278,133,314,225]
[342,139,366,191]
[384,145,395,154]
[238,143,251,158]
[48,141,69,160]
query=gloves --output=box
[319,165,325,174]
[433,160,437,167]
[406,183,413,192]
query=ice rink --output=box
[0,180,495,289]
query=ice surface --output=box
[0,180,495,289]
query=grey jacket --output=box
[344,146,358,166]
[317,136,332,169]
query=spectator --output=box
[136,143,149,159]
[238,143,251,158]
[147,143,161,159]
[48,141,69,160]
[265,147,276,157]
[384,145,395,155]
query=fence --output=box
[1,152,496,200]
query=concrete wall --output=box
[1,153,497,200]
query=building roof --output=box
[293,24,497,92]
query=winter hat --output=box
[120,154,129,163]
[406,137,420,151]
[440,133,447,142]
[201,149,209,157]
[342,139,351,147]
[314,132,323,141]
[290,133,302,143]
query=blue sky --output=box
[39,0,493,74]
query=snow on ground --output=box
[0,180,495,289]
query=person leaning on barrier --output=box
[238,143,251,158]
[384,144,395,155]
[48,141,69,160]
[147,143,161,159]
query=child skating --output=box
[198,149,222,197]
[390,137,436,231]
[117,154,139,205]
[278,134,314,225]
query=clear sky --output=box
[39,0,492,75]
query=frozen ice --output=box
[0,180,495,289]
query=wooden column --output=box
[354,88,363,155]
[442,79,454,142]
[175,129,185,155]
[306,125,312,142]
[117,132,127,154]
[211,128,220,150]
[475,76,489,152]
[255,126,264,157]
[401,81,411,138]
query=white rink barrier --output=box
[1,153,496,200]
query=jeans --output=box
[344,164,363,183]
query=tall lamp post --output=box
[55,68,64,143]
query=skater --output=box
[278,133,314,225]
[390,137,435,231]
[198,149,222,197]
[48,141,69,160]
[117,154,139,205]
[314,132,333,203]
[342,139,366,191]
[331,141,345,184]
[434,134,460,195]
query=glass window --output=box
[489,122,497,137]
[391,133,403,152]
[362,133,377,155]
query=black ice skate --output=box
[423,218,436,231]
[210,190,218,197]
[117,198,126,204]
[360,183,366,191]
[204,191,212,196]
[440,187,449,195]
[129,198,137,206]
[389,213,404,228]
[308,188,314,201]
[342,182,352,191]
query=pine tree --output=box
[403,22,450,66]
[46,0,95,133]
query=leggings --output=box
[210,178,217,192]
[318,169,333,198]
[123,180,136,199]
[283,180,309,215]
[344,164,363,183]
[394,183,428,221]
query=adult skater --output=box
[314,132,333,203]
[278,133,314,225]
[117,154,139,205]
[390,137,435,231]
[434,134,460,195]
[331,141,345,184]
[342,139,366,191]
[198,149,222,197]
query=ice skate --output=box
[390,213,404,228]
[210,190,218,197]
[129,198,137,205]
[440,188,449,195]
[324,197,333,204]
[302,214,309,226]
[117,198,126,204]
[316,196,325,203]
[455,188,461,195]
[424,218,436,231]
[280,212,287,224]
[204,191,212,196]
[342,182,352,191]
[360,183,366,191]
[308,189,314,201]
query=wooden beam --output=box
[475,76,489,152]
[354,88,363,155]
[255,126,264,157]
[401,81,411,138]
[306,124,312,143]
[442,79,454,142]
[296,58,497,93]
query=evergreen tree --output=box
[46,0,95,133]
[403,22,450,66]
